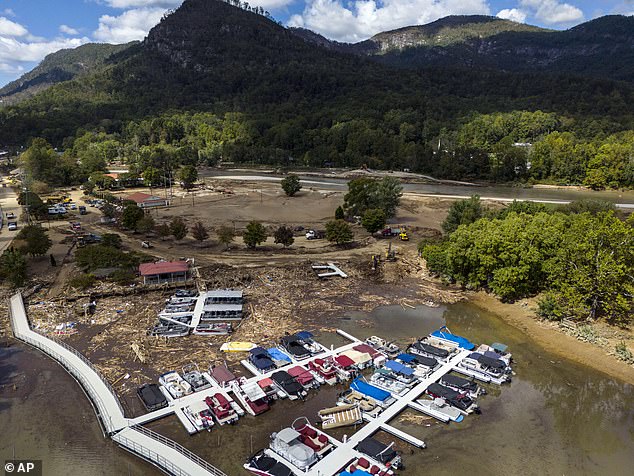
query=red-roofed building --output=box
[126,192,170,209]
[139,260,189,285]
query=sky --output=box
[0,0,632,87]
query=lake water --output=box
[2,302,633,475]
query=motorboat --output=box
[333,354,357,379]
[280,335,311,360]
[243,449,295,476]
[137,383,168,411]
[269,427,317,470]
[182,364,212,392]
[209,364,238,389]
[292,418,333,457]
[338,350,372,370]
[355,437,403,468]
[426,382,480,415]
[415,397,464,423]
[193,322,233,336]
[440,374,484,398]
[271,371,306,400]
[205,392,239,425]
[174,289,197,298]
[287,366,319,390]
[147,323,190,337]
[458,352,511,385]
[258,377,286,400]
[395,353,437,378]
[370,371,410,395]
[383,360,417,384]
[353,344,387,367]
[350,378,395,407]
[232,379,270,416]
[183,400,214,431]
[167,296,197,305]
[295,331,323,354]
[365,336,400,359]
[159,371,193,399]
[307,358,338,385]
[476,343,512,365]
[408,341,450,361]
[429,326,475,350]
[341,455,395,476]
[267,347,293,368]
[221,341,257,352]
[318,404,362,429]
[249,347,277,373]
[162,304,194,313]
[337,389,381,417]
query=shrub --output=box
[69,273,96,290]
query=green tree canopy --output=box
[191,221,209,243]
[243,221,267,249]
[15,225,52,256]
[361,208,386,233]
[217,225,235,249]
[121,203,145,230]
[274,226,294,247]
[335,206,344,220]
[325,220,354,245]
[442,195,485,234]
[281,174,302,197]
[170,217,188,240]
[0,248,28,287]
[178,165,198,189]
[343,177,402,218]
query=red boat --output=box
[308,358,339,385]
[205,393,239,425]
[287,366,319,390]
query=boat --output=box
[414,397,464,423]
[271,371,306,400]
[350,378,395,407]
[183,400,214,431]
[147,323,190,337]
[408,341,450,361]
[193,322,233,336]
[159,371,193,399]
[440,374,484,398]
[426,382,480,415]
[167,296,197,305]
[307,358,338,385]
[267,347,293,368]
[287,366,320,390]
[162,304,194,313]
[458,352,511,385]
[243,449,295,476]
[369,371,410,395]
[249,347,278,374]
[269,427,317,471]
[174,289,197,298]
[395,353,437,378]
[429,326,475,350]
[205,392,240,425]
[383,360,417,383]
[280,335,312,360]
[232,379,270,416]
[333,354,357,379]
[476,343,512,365]
[221,341,257,352]
[355,437,403,469]
[292,418,333,457]
[258,377,286,400]
[209,364,238,389]
[365,336,400,359]
[339,349,372,370]
[353,344,387,367]
[337,389,381,417]
[341,456,396,476]
[318,404,362,429]
[137,383,168,411]
[295,331,322,354]
[182,363,212,392]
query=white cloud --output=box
[519,0,584,24]
[0,16,29,37]
[248,0,296,7]
[93,7,167,43]
[104,0,183,8]
[497,8,528,23]
[2,9,16,17]
[288,0,491,42]
[0,36,89,67]
[60,25,80,35]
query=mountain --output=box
[294,14,634,82]
[0,42,135,105]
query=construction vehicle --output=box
[399,229,409,241]
[385,243,396,261]
[141,241,153,249]
[382,225,409,241]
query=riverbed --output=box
[1,301,633,475]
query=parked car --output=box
[306,230,325,240]
[6,212,15,219]
[7,222,17,231]
[78,206,87,215]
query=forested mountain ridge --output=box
[0,42,136,104]
[1,0,633,189]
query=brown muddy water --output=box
[2,302,634,476]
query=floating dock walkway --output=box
[8,293,226,476]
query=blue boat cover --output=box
[268,347,292,362]
[351,379,391,402]
[484,350,500,360]
[339,471,371,476]
[431,326,475,350]
[396,353,415,363]
[295,331,314,340]
[385,360,414,376]
[250,346,269,357]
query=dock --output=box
[312,262,348,279]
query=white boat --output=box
[318,404,362,429]
[231,379,270,416]
[365,336,400,358]
[183,400,215,431]
[458,352,511,385]
[158,371,193,399]
[182,364,212,392]
[369,372,410,395]
[167,296,197,305]
[415,397,464,423]
[476,343,512,365]
[269,419,332,470]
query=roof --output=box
[126,192,164,204]
[210,365,236,384]
[276,428,301,444]
[104,173,119,179]
[139,261,189,276]
[334,355,355,367]
[258,378,274,388]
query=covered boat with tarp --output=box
[458,352,511,384]
[280,335,311,359]
[355,437,402,468]
[426,382,480,414]
[340,349,372,369]
[409,341,450,360]
[287,366,318,390]
[440,374,483,397]
[271,370,306,400]
[209,364,237,389]
[350,378,394,407]
[384,360,415,379]
[353,343,387,367]
[137,383,168,411]
[269,427,317,470]
[268,347,293,367]
[233,380,270,416]
[243,449,295,476]
[249,347,277,373]
[429,326,475,350]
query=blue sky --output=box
[1,0,632,87]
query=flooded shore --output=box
[2,301,634,475]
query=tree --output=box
[191,221,209,245]
[178,165,198,190]
[335,206,344,220]
[17,191,47,220]
[18,138,59,185]
[377,177,403,218]
[325,220,354,245]
[15,225,52,256]
[243,221,267,249]
[102,233,122,248]
[170,217,188,240]
[361,208,386,233]
[136,215,155,234]
[217,225,235,249]
[343,177,402,218]
[142,166,163,187]
[0,249,28,287]
[442,195,485,234]
[155,222,171,240]
[274,226,294,247]
[121,203,145,230]
[281,174,302,196]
